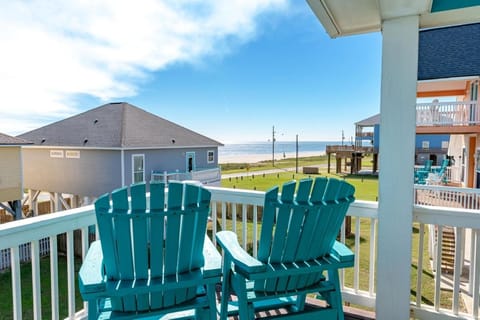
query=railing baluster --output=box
[221,202,226,231]
[232,203,237,234]
[242,204,247,250]
[211,201,218,246]
[31,240,42,319]
[354,217,360,293]
[11,246,22,320]
[253,205,258,258]
[473,229,480,318]
[369,217,376,296]
[434,225,443,311]
[340,220,346,288]
[81,227,89,314]
[50,235,59,320]
[66,231,75,318]
[452,227,463,315]
[416,223,425,307]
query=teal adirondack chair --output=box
[415,159,433,184]
[434,158,449,182]
[216,177,355,320]
[79,181,221,319]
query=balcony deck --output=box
[416,101,480,134]
[2,184,480,319]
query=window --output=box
[132,154,145,183]
[441,141,449,149]
[207,150,215,163]
[422,141,429,149]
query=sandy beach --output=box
[218,151,324,164]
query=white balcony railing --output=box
[2,186,480,319]
[416,101,479,127]
[151,167,221,186]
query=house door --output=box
[468,136,476,188]
[470,81,478,124]
[186,152,196,172]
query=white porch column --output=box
[376,15,419,319]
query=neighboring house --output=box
[18,102,223,207]
[355,113,450,166]
[0,133,31,220]
[352,23,480,187]
[416,23,480,188]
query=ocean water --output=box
[218,141,342,163]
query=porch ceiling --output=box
[417,78,478,98]
[307,0,480,38]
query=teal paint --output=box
[431,0,480,12]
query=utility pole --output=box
[341,129,345,146]
[272,126,276,167]
[296,134,299,173]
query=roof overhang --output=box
[307,0,480,38]
[417,77,479,98]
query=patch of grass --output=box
[221,171,379,202]
[0,256,83,319]
[220,156,328,174]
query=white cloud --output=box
[0,0,289,135]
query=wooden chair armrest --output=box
[202,235,222,279]
[78,240,106,295]
[216,231,266,275]
[330,241,354,263]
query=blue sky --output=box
[1,1,382,144]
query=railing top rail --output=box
[414,204,480,229]
[0,205,96,251]
[416,100,477,107]
[414,184,480,194]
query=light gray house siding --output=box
[123,147,218,186]
[23,148,121,197]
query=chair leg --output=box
[292,293,306,312]
[327,270,344,320]
[235,279,253,320]
[206,283,217,320]
[219,257,232,320]
[87,299,97,320]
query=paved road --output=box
[221,164,328,179]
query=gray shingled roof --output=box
[355,114,380,127]
[419,23,480,80]
[0,132,31,145]
[17,102,223,148]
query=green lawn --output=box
[0,256,83,320]
[222,171,379,202]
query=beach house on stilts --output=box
[17,102,223,215]
[0,133,31,221]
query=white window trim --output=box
[132,154,145,183]
[207,150,215,164]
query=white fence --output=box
[151,167,221,186]
[0,238,50,271]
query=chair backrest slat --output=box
[295,178,328,261]
[178,184,199,273]
[257,186,279,261]
[150,182,166,279]
[95,195,118,279]
[282,179,313,262]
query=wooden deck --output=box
[216,285,376,319]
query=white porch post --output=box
[376,15,419,319]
